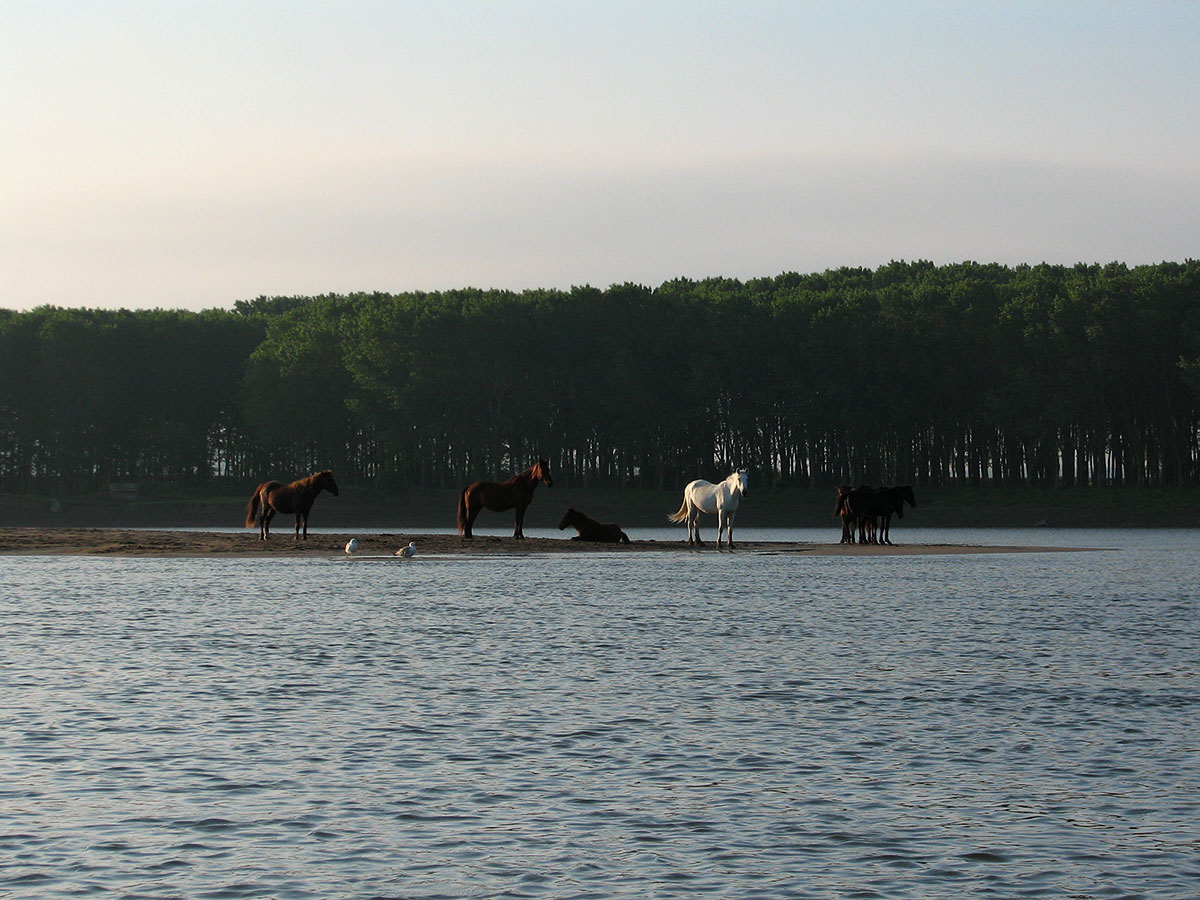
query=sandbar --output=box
[0,527,1091,558]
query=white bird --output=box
[344,538,359,555]
[395,541,416,558]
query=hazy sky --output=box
[3,1,1197,312]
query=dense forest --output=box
[2,260,1198,495]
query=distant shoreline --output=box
[0,527,1096,558]
[3,484,1198,532]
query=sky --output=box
[2,0,1198,312]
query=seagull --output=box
[395,541,416,558]
[344,538,359,555]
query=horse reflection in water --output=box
[244,469,339,540]
[457,458,553,539]
[668,469,748,549]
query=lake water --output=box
[2,529,1197,899]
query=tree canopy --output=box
[2,260,1198,493]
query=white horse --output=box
[668,470,749,548]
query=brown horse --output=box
[558,507,630,544]
[458,459,553,538]
[245,469,339,540]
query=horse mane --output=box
[520,458,553,486]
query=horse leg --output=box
[727,512,736,550]
[261,505,274,540]
[841,511,855,543]
[691,507,703,546]
[462,495,478,538]
[514,502,526,539]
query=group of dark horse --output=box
[835,484,917,545]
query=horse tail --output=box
[245,487,262,528]
[456,487,469,534]
[667,498,690,524]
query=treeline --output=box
[2,260,1198,494]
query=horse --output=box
[834,485,858,544]
[244,469,339,540]
[457,458,553,538]
[668,469,748,548]
[874,484,916,544]
[835,484,916,545]
[558,507,630,544]
[836,484,883,544]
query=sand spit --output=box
[0,528,1093,558]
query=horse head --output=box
[317,469,340,496]
[733,469,749,496]
[534,458,554,488]
[558,507,578,530]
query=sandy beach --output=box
[0,527,1086,558]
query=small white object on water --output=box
[345,538,359,555]
[395,541,416,558]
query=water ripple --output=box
[1,533,1198,898]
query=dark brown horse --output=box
[875,484,916,544]
[458,459,553,538]
[245,469,339,540]
[558,507,630,544]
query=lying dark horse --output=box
[458,458,553,538]
[835,484,916,545]
[245,469,339,540]
[558,507,630,544]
